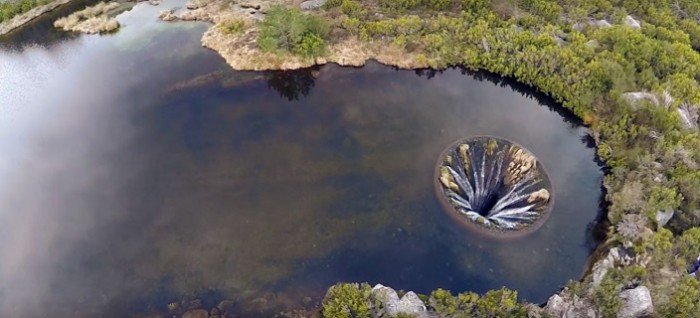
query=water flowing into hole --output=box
[437,136,553,238]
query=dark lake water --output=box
[0,1,604,316]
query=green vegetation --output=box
[321,283,373,318]
[473,288,528,317]
[219,19,246,35]
[593,266,647,316]
[320,285,529,317]
[310,0,700,315]
[257,5,330,57]
[0,0,53,23]
[659,276,700,318]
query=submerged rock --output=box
[617,286,653,318]
[371,284,428,318]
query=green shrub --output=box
[321,283,372,318]
[340,0,363,17]
[475,288,527,317]
[219,19,246,35]
[294,32,326,57]
[675,228,700,263]
[427,288,527,317]
[0,0,52,23]
[521,0,563,22]
[593,266,647,316]
[257,5,329,57]
[378,0,456,12]
[379,0,422,11]
[659,276,700,318]
[323,0,343,9]
[342,17,361,34]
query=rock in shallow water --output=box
[617,286,653,318]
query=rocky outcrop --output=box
[678,103,699,130]
[621,91,662,107]
[528,189,550,204]
[621,90,698,130]
[371,284,429,318]
[624,15,641,29]
[591,247,633,288]
[0,0,72,36]
[158,9,178,21]
[545,293,598,318]
[573,19,611,31]
[54,1,121,34]
[300,0,326,10]
[617,286,653,318]
[655,210,674,228]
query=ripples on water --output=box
[0,1,604,316]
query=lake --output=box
[0,1,604,316]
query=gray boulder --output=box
[371,284,428,318]
[617,286,653,318]
[655,210,674,228]
[678,103,699,130]
[545,294,597,318]
[624,15,641,29]
[591,247,631,288]
[300,0,327,10]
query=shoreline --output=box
[159,0,430,71]
[0,0,73,36]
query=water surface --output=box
[0,2,603,316]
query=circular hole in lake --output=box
[0,8,604,315]
[436,136,554,239]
